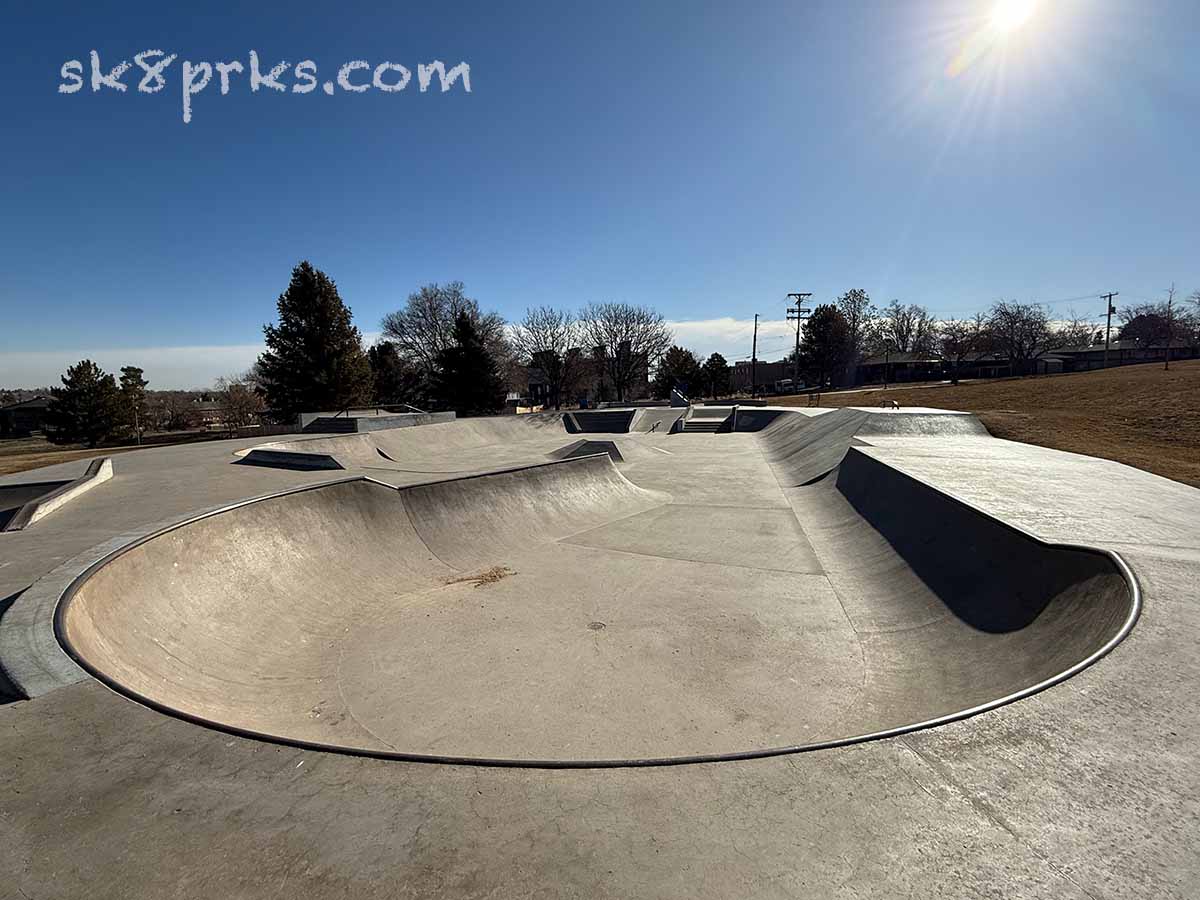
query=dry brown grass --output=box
[769,360,1200,487]
[0,437,144,477]
[444,566,516,588]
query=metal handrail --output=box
[332,403,427,419]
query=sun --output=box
[990,0,1038,33]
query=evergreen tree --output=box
[46,359,122,446]
[367,341,422,405]
[651,345,704,399]
[118,365,149,440]
[257,261,373,419]
[701,352,730,397]
[798,305,851,387]
[432,313,505,416]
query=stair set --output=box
[680,405,734,434]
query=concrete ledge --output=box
[1,457,113,533]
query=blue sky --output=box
[2,0,1198,387]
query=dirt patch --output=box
[444,566,516,588]
[769,360,1200,487]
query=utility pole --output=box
[1101,291,1119,370]
[1165,284,1175,371]
[786,293,812,392]
[751,314,759,398]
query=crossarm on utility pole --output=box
[786,293,812,392]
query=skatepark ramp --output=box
[629,408,685,433]
[54,415,1137,766]
[754,408,988,486]
[548,440,625,463]
[567,410,637,433]
[239,413,574,470]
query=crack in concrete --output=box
[897,735,1101,900]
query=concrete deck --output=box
[2,407,1198,898]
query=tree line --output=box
[254,262,678,418]
[777,289,1200,388]
[26,361,266,448]
[20,262,1200,446]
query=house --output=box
[0,396,52,438]
[191,399,227,431]
[1055,340,1200,371]
[855,352,944,385]
[524,345,651,407]
[731,360,793,394]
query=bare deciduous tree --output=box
[877,300,939,356]
[578,303,673,403]
[836,289,877,364]
[509,307,586,410]
[938,313,994,383]
[148,392,198,431]
[988,300,1090,375]
[215,374,266,435]
[1118,298,1198,348]
[381,282,510,388]
[1058,309,1100,349]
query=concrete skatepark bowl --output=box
[49,408,1137,766]
[9,402,1200,898]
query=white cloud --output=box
[666,317,798,363]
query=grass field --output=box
[0,437,146,477]
[770,359,1200,487]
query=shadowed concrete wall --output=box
[786,449,1131,732]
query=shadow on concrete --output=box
[0,482,71,531]
[0,587,30,702]
[836,450,1119,633]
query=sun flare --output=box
[990,0,1038,34]
[946,0,1043,77]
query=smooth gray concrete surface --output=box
[1,406,1197,897]
[53,420,1132,763]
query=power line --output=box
[938,292,1109,316]
[1038,293,1109,307]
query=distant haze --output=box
[0,319,801,391]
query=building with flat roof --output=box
[0,396,52,438]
